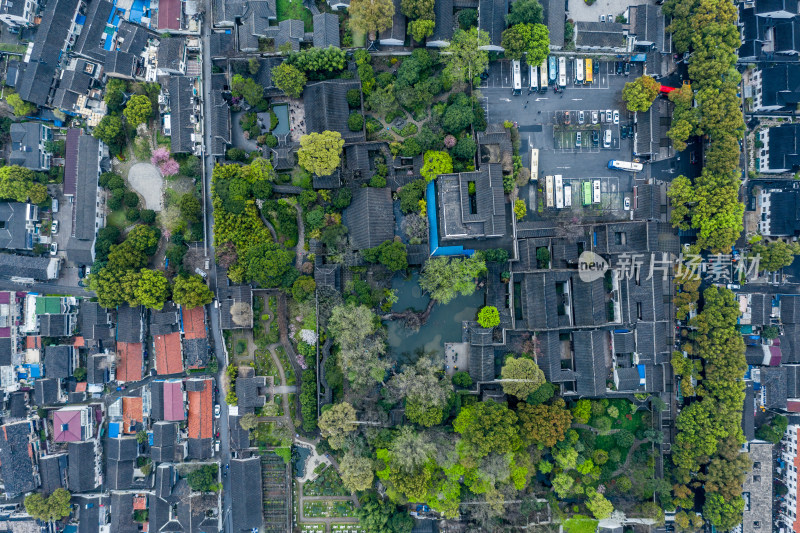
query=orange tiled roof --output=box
[26,336,41,349]
[182,306,206,340]
[122,396,144,434]
[116,342,143,382]
[73,336,85,348]
[133,495,147,510]
[154,332,183,375]
[75,382,87,392]
[187,379,212,440]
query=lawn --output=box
[276,0,313,32]
[563,515,598,533]
[0,43,27,54]
[107,209,128,229]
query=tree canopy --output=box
[172,275,214,308]
[0,165,48,204]
[123,94,153,127]
[298,131,345,176]
[622,75,661,112]
[444,28,490,85]
[318,402,359,449]
[271,63,307,98]
[420,150,453,181]
[506,0,544,25]
[500,356,545,399]
[349,0,395,37]
[24,489,72,522]
[419,255,487,304]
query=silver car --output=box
[591,111,598,124]
[578,111,585,124]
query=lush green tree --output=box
[271,63,307,98]
[0,165,48,203]
[586,488,614,519]
[93,114,124,146]
[452,371,473,388]
[186,464,219,492]
[500,23,549,64]
[526,382,555,405]
[349,0,395,38]
[24,489,72,522]
[408,19,436,42]
[453,400,521,458]
[419,255,487,304]
[318,402,358,449]
[298,131,345,176]
[172,275,214,308]
[388,353,452,423]
[348,113,365,132]
[340,453,375,492]
[291,275,316,302]
[366,83,398,118]
[477,306,500,328]
[751,240,800,272]
[622,75,661,112]
[401,0,434,19]
[123,94,153,127]
[420,150,453,181]
[231,74,264,106]
[444,28,490,85]
[756,414,788,443]
[517,398,572,447]
[104,78,127,112]
[354,496,414,533]
[6,93,36,116]
[362,240,408,271]
[506,0,543,25]
[300,369,318,432]
[328,304,390,390]
[500,356,545,399]
[179,194,202,222]
[399,179,428,213]
[134,269,170,310]
[286,46,347,77]
[452,136,477,161]
[702,493,745,531]
[244,242,296,288]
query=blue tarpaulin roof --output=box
[108,423,120,438]
[75,14,86,24]
[25,364,41,378]
[631,53,647,62]
[104,33,114,50]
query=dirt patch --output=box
[128,163,164,211]
[183,246,208,274]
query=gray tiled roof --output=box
[186,437,213,460]
[39,454,68,495]
[40,313,70,337]
[231,457,264,531]
[34,378,60,406]
[237,376,267,411]
[783,295,800,323]
[0,202,32,251]
[76,495,106,533]
[573,329,608,397]
[218,283,253,330]
[168,76,196,154]
[437,164,506,241]
[116,305,143,343]
[314,13,341,48]
[150,302,181,336]
[110,492,139,533]
[151,421,179,463]
[479,0,507,47]
[209,32,237,59]
[0,337,10,366]
[151,463,221,532]
[44,345,73,379]
[542,0,565,47]
[0,421,37,496]
[66,134,101,263]
[0,253,54,279]
[304,79,366,143]
[209,74,231,156]
[184,338,210,369]
[157,38,186,72]
[69,440,98,492]
[81,301,114,348]
[73,0,115,62]
[10,122,48,170]
[88,353,111,385]
[105,438,136,491]
[229,415,250,450]
[761,365,788,409]
[379,0,405,45]
[428,0,454,45]
[343,187,394,250]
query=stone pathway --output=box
[128,162,164,211]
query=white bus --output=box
[539,59,548,92]
[529,64,538,93]
[530,148,539,181]
[512,60,522,95]
[558,57,567,88]
[592,179,601,204]
[555,175,564,209]
[576,58,584,83]
[564,185,572,207]
[545,175,554,208]
[608,160,644,172]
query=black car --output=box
[592,130,599,145]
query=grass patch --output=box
[0,43,27,54]
[563,515,598,533]
[108,210,128,229]
[276,0,313,32]
[303,467,349,497]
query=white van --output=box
[52,199,59,213]
[603,129,612,148]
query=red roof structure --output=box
[187,378,212,440]
[26,336,41,349]
[154,332,182,375]
[181,306,206,340]
[163,380,185,421]
[157,0,181,30]
[53,408,85,442]
[122,397,144,434]
[116,342,143,382]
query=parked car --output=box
[592,130,599,145]
[603,129,612,148]
[214,404,221,418]
[49,242,57,256]
[600,15,606,22]
[605,109,612,123]
[578,110,585,124]
[613,110,620,125]
[52,199,58,213]
[624,62,631,76]
[591,111,598,124]
[624,197,631,210]
[576,131,582,147]
[51,221,58,235]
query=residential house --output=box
[185,377,213,459]
[44,345,75,379]
[0,0,37,28]
[213,0,276,28]
[149,463,220,532]
[105,437,138,491]
[239,17,304,53]
[304,79,366,144]
[10,122,52,171]
[0,420,39,496]
[6,390,28,419]
[743,442,773,533]
[182,305,209,369]
[575,22,629,52]
[65,131,106,265]
[542,0,565,49]
[757,123,800,173]
[739,0,800,63]
[0,202,39,251]
[38,453,68,495]
[121,396,144,434]
[379,0,405,46]
[0,254,60,280]
[109,492,142,533]
[314,13,340,48]
[230,457,263,531]
[74,495,108,533]
[157,37,188,76]
[165,76,201,155]
[53,405,93,442]
[228,415,250,451]
[152,303,183,375]
[151,421,182,462]
[343,187,394,250]
[150,379,185,422]
[15,0,81,107]
[158,0,183,31]
[116,305,144,383]
[753,180,800,237]
[209,73,231,157]
[634,98,673,161]
[68,440,99,492]
[748,63,800,112]
[87,353,112,388]
[427,0,453,47]
[435,164,507,244]
[326,0,349,10]
[627,4,671,78]
[34,378,60,406]
[51,63,100,118]
[236,370,267,414]
[80,301,114,352]
[218,283,253,330]
[479,0,507,51]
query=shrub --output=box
[369,175,387,188]
[140,209,156,224]
[265,134,278,147]
[458,8,477,29]
[124,191,140,208]
[477,306,500,328]
[347,88,362,108]
[452,371,473,388]
[348,113,364,132]
[126,208,140,222]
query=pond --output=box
[385,273,484,366]
[293,445,311,478]
[272,104,289,136]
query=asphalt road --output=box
[199,6,233,531]
[0,278,92,297]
